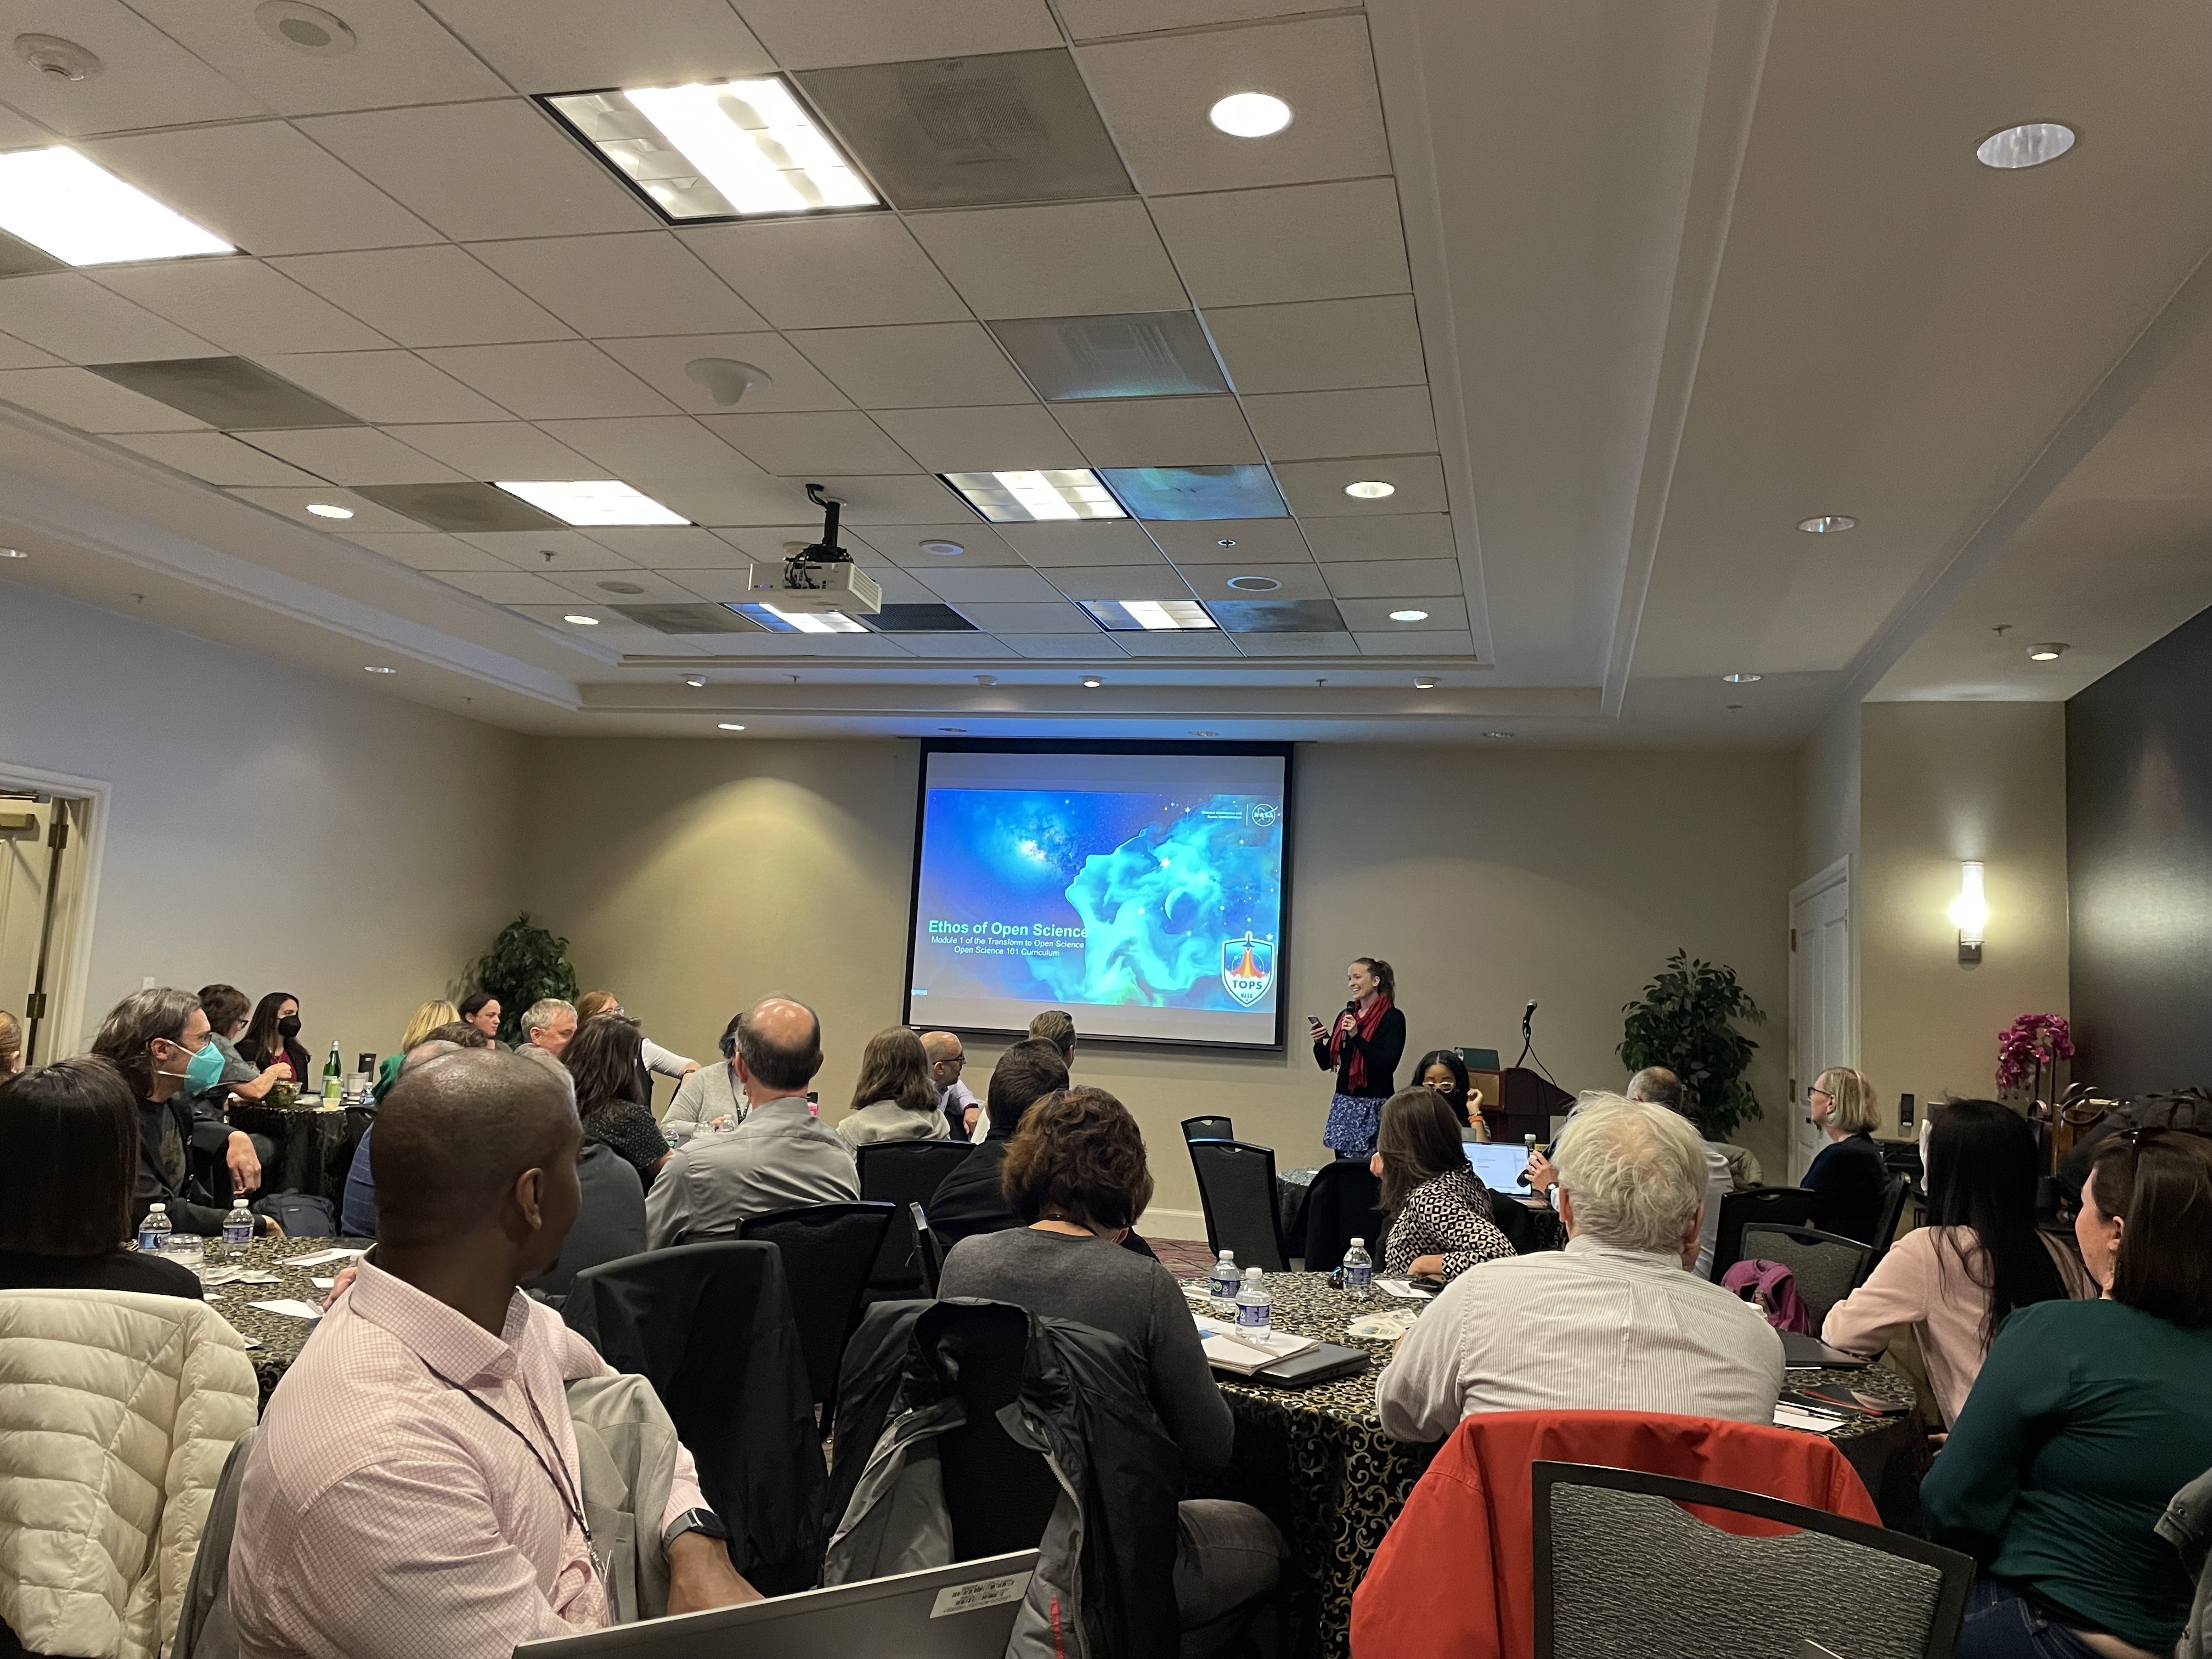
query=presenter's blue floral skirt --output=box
[1323,1092,1381,1157]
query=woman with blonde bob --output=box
[1803,1064,1889,1243]
[837,1026,949,1145]
[371,1000,459,1102]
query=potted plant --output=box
[464,915,579,1046]
[1618,950,1767,1141]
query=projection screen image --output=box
[905,747,1290,1047]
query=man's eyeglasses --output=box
[937,1054,966,1069]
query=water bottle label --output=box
[1344,1262,1373,1291]
[138,1225,160,1250]
[1235,1300,1269,1328]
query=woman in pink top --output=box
[1822,1098,2091,1425]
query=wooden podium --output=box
[1482,1066,1576,1146]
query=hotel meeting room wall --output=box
[0,582,526,1059]
[518,737,1798,1227]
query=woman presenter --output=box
[1311,956,1404,1159]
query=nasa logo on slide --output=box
[1221,932,1274,1007]
[1248,802,1279,829]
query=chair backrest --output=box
[1300,1155,1386,1273]
[857,1140,977,1291]
[1709,1186,1817,1280]
[1182,1114,1235,1143]
[174,1425,257,1659]
[929,1303,1063,1561]
[909,1201,944,1296]
[1737,1223,1874,1329]
[1533,1461,1971,1659]
[1187,1138,1290,1271]
[734,1202,899,1410]
[1867,1175,1912,1271]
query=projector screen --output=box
[905,743,1293,1049]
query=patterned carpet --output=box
[1151,1236,1215,1277]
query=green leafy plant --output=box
[465,915,579,1046]
[1618,950,1767,1141]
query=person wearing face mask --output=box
[238,990,312,1086]
[1410,1048,1487,1138]
[90,988,282,1240]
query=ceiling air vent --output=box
[864,603,978,633]
[989,312,1228,402]
[794,49,1132,211]
[352,483,563,533]
[608,603,763,635]
[1202,599,1348,634]
[87,357,360,430]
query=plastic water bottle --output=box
[1209,1249,1238,1305]
[1234,1266,1272,1331]
[1343,1237,1374,1300]
[138,1203,171,1252]
[223,1201,253,1246]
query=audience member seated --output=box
[1410,1048,1483,1135]
[665,1013,745,1136]
[1802,1065,1890,1243]
[0,1056,205,1297]
[194,982,287,1108]
[0,1008,19,1076]
[835,1026,950,1146]
[372,1000,459,1101]
[92,988,280,1241]
[342,1027,495,1237]
[921,1030,982,1141]
[1375,1095,1781,1441]
[565,1014,668,1188]
[236,990,311,1084]
[458,991,501,1041]
[231,1048,758,1659]
[1029,1008,1077,1070]
[646,997,856,1247]
[1370,1086,1514,1283]
[1625,1065,1731,1277]
[522,1138,645,1308]
[516,997,578,1070]
[935,1086,1285,1645]
[1926,1127,2212,1659]
[1823,1098,2091,1425]
[928,1040,1070,1246]
[574,990,697,1092]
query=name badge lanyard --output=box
[424,1362,606,1587]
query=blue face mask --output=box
[169,1037,225,1094]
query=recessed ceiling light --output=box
[494,480,687,527]
[681,675,708,687]
[940,726,967,734]
[975,675,998,686]
[733,602,867,634]
[1216,538,1238,548]
[0,146,234,267]
[1344,481,1395,500]
[921,540,965,556]
[1977,122,2076,170]
[1798,515,1856,534]
[1080,599,1217,632]
[1414,678,1437,690]
[306,503,353,520]
[0,548,24,559]
[363,664,396,674]
[1224,575,1279,592]
[717,722,746,731]
[1209,93,1293,138]
[1190,730,1217,737]
[941,469,1126,523]
[1389,608,1430,623]
[1483,730,1516,740]
[1081,676,1103,688]
[546,80,876,220]
[562,613,600,626]
[2028,642,2069,661]
[1723,672,1762,683]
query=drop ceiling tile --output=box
[1150,180,1408,308]
[419,343,676,420]
[340,531,510,572]
[429,568,580,605]
[1240,386,1436,461]
[809,475,972,523]
[850,566,940,605]
[0,367,210,432]
[1053,396,1259,467]
[240,427,472,484]
[533,416,749,488]
[1232,630,1357,656]
[427,0,773,92]
[1059,0,1341,40]
[1319,559,1463,599]
[844,524,1025,568]
[1207,297,1426,395]
[0,332,60,369]
[390,421,598,479]
[669,567,773,604]
[652,471,816,526]
[1274,453,1447,516]
[0,275,217,364]
[912,567,1067,604]
[468,235,769,338]
[124,0,512,116]
[890,632,1015,658]
[701,412,917,476]
[272,247,571,349]
[227,486,426,532]
[457,531,641,572]
[870,405,1082,473]
[301,103,656,240]
[953,600,1103,633]
[544,568,706,604]
[1336,595,1467,630]
[1354,629,1476,657]
[994,521,1169,566]
[255,352,510,424]
[1175,561,1328,600]
[731,0,1060,69]
[1110,629,1240,656]
[0,0,267,137]
[596,334,845,415]
[1079,15,1391,195]
[997,631,1129,658]
[680,217,967,329]
[906,201,1186,320]
[113,430,322,485]
[1299,514,1454,562]
[0,106,47,149]
[1039,565,1199,602]
[1144,517,1308,562]
[585,528,759,569]
[788,323,1032,410]
[93,262,391,356]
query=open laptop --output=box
[1463,1141,1533,1193]
[515,1552,1040,1659]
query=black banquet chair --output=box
[1735,1222,1874,1329]
[857,1138,977,1295]
[1300,1155,1385,1273]
[1867,1173,1912,1266]
[1182,1114,1235,1143]
[735,1201,898,1432]
[1188,1138,1293,1272]
[1708,1185,1817,1282]
[1532,1461,1972,1658]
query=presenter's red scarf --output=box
[1330,996,1392,1094]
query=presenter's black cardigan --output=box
[1312,1005,1406,1099]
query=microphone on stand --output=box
[1522,1000,1538,1034]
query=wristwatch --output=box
[663,1508,730,1547]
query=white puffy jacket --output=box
[0,1289,258,1659]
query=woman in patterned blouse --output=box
[565,1012,670,1188]
[1371,1086,1516,1282]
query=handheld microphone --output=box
[1522,1000,1537,1032]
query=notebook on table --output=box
[1194,1316,1370,1387]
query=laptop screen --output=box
[1463,1141,1532,1192]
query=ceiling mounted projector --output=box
[745,483,882,615]
[684,357,774,407]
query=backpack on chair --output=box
[1721,1257,1812,1334]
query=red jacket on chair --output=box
[1349,1410,1878,1658]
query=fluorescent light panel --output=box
[729,602,867,634]
[1080,599,1216,632]
[493,480,688,527]
[941,469,1126,524]
[547,80,874,219]
[0,147,233,267]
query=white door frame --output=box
[0,757,109,1060]
[1788,856,1855,1180]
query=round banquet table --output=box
[226,1102,364,1204]
[189,1235,376,1407]
[1187,1271,1927,1659]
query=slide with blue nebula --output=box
[907,748,1289,1046]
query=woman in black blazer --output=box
[1312,955,1404,1159]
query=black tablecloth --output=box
[228,1103,359,1203]
[191,1235,374,1406]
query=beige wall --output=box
[1858,702,2069,1115]
[521,737,1798,1229]
[1797,696,1861,887]
[0,582,524,1063]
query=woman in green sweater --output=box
[1926,1126,2212,1659]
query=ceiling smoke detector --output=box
[255,2,357,56]
[13,35,103,82]
[683,357,773,407]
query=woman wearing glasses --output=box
[1802,1065,1889,1242]
[1926,1126,2212,1659]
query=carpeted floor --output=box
[1150,1237,1214,1277]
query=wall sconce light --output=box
[1951,861,1987,964]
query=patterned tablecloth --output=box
[1184,1271,1925,1659]
[190,1235,376,1406]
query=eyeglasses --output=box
[938,1054,966,1069]
[1807,1087,1833,1101]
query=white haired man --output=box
[1374,1095,1782,1442]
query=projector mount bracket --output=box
[786,483,854,592]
